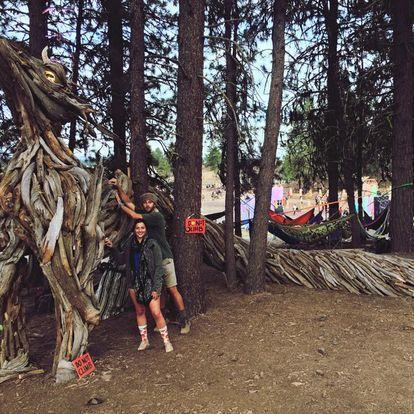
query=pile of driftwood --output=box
[204,219,414,298]
[153,184,414,297]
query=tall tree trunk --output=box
[390,0,414,252]
[232,2,242,238]
[356,135,363,220]
[224,0,237,289]
[172,0,206,316]
[68,0,85,152]
[103,0,127,172]
[28,0,48,58]
[324,0,340,219]
[245,0,287,294]
[344,155,361,247]
[130,0,149,200]
[234,153,242,237]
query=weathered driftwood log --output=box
[0,218,29,384]
[0,38,125,383]
[203,219,414,297]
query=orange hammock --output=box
[268,208,315,226]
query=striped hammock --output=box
[267,214,353,244]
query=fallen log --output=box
[203,219,414,298]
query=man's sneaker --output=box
[138,339,150,351]
[180,320,191,335]
[164,341,174,353]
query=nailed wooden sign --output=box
[185,218,206,234]
[72,352,96,379]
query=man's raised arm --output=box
[109,178,136,210]
[120,203,143,220]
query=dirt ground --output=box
[3,264,414,414]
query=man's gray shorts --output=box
[162,258,177,288]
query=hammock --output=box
[358,207,390,240]
[268,208,315,226]
[267,214,353,244]
[364,204,390,230]
[309,210,323,224]
[204,210,226,220]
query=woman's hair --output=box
[134,219,146,228]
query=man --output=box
[109,179,190,334]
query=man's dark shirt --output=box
[138,209,173,260]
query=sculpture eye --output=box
[44,70,57,83]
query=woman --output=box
[105,219,173,353]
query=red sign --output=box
[185,218,206,234]
[72,353,96,379]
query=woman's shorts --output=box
[162,258,178,288]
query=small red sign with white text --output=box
[72,353,96,379]
[185,218,206,234]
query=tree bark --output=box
[224,0,237,289]
[28,0,48,59]
[390,0,414,252]
[232,2,242,238]
[103,0,127,172]
[234,153,242,237]
[323,0,340,220]
[343,156,361,247]
[245,0,287,294]
[172,0,206,316]
[130,0,149,200]
[356,135,363,220]
[69,0,85,152]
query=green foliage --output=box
[152,147,171,178]
[281,137,318,191]
[203,145,221,172]
[281,98,326,190]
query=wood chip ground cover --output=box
[2,265,414,414]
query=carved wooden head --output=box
[0,38,92,129]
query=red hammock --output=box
[268,208,315,226]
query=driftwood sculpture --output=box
[0,38,131,383]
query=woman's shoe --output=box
[164,341,174,353]
[138,339,150,351]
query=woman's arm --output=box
[105,238,126,265]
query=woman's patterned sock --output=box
[158,325,170,344]
[138,324,148,342]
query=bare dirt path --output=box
[3,265,414,414]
